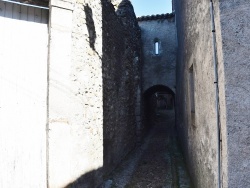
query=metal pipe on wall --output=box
[209,1,221,188]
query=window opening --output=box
[155,41,159,55]
[189,64,195,127]
[189,65,195,113]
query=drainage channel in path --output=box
[101,110,193,188]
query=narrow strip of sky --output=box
[131,0,172,17]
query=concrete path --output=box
[102,110,193,188]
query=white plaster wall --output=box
[0,6,48,188]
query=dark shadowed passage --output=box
[101,86,193,187]
[143,85,175,129]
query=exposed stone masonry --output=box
[48,0,103,187]
[102,0,141,177]
[61,0,141,187]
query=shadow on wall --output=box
[65,0,141,187]
[64,168,103,188]
[84,4,97,51]
[143,85,175,129]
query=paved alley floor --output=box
[102,110,193,188]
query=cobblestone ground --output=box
[102,110,193,188]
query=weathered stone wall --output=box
[216,1,250,187]
[48,0,141,187]
[102,0,141,176]
[138,14,176,141]
[175,0,250,187]
[175,1,225,187]
[139,15,177,94]
[48,0,104,187]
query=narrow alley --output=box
[102,109,193,188]
[0,1,249,187]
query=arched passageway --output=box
[104,85,192,187]
[143,85,175,129]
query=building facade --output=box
[0,0,249,187]
[175,0,250,187]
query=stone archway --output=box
[143,85,175,130]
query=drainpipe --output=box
[209,1,221,188]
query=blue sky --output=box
[130,0,172,17]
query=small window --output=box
[189,64,195,127]
[155,41,159,55]
[189,65,195,113]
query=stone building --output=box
[175,0,250,187]
[0,0,141,187]
[0,0,249,187]
[137,13,177,132]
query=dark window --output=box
[189,64,195,127]
[189,65,195,113]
